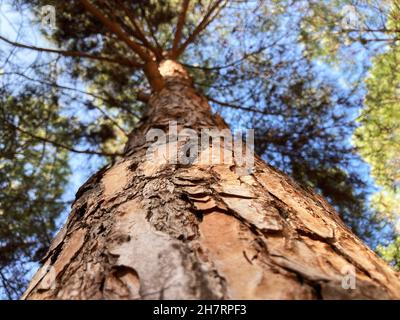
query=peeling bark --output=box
[23,60,400,300]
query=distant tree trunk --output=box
[22,60,400,300]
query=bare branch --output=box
[172,0,227,59]
[207,96,280,116]
[0,34,142,68]
[79,0,151,62]
[115,0,163,60]
[137,5,165,61]
[183,44,273,71]
[1,71,141,120]
[5,120,121,157]
[79,0,165,91]
[171,0,190,55]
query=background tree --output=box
[353,4,400,269]
[299,0,400,269]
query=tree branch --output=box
[183,44,272,71]
[1,71,141,120]
[172,0,227,59]
[5,120,121,157]
[140,11,164,61]
[0,34,141,68]
[171,0,190,55]
[207,96,281,116]
[79,0,165,91]
[79,0,151,62]
[115,0,163,60]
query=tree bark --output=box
[22,60,400,300]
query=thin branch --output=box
[114,0,149,42]
[341,27,400,34]
[115,0,163,60]
[0,34,141,68]
[0,270,18,299]
[172,0,190,55]
[1,71,141,120]
[79,0,165,90]
[138,5,165,61]
[207,96,280,116]
[79,0,151,62]
[5,120,121,157]
[172,0,227,58]
[183,44,272,71]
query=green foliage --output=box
[0,87,70,298]
[284,0,400,268]
[355,47,400,187]
[377,235,400,270]
[298,0,393,61]
[354,44,400,268]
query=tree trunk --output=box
[22,60,400,300]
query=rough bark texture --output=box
[23,60,400,300]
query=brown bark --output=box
[22,60,400,300]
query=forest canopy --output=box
[0,0,399,299]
